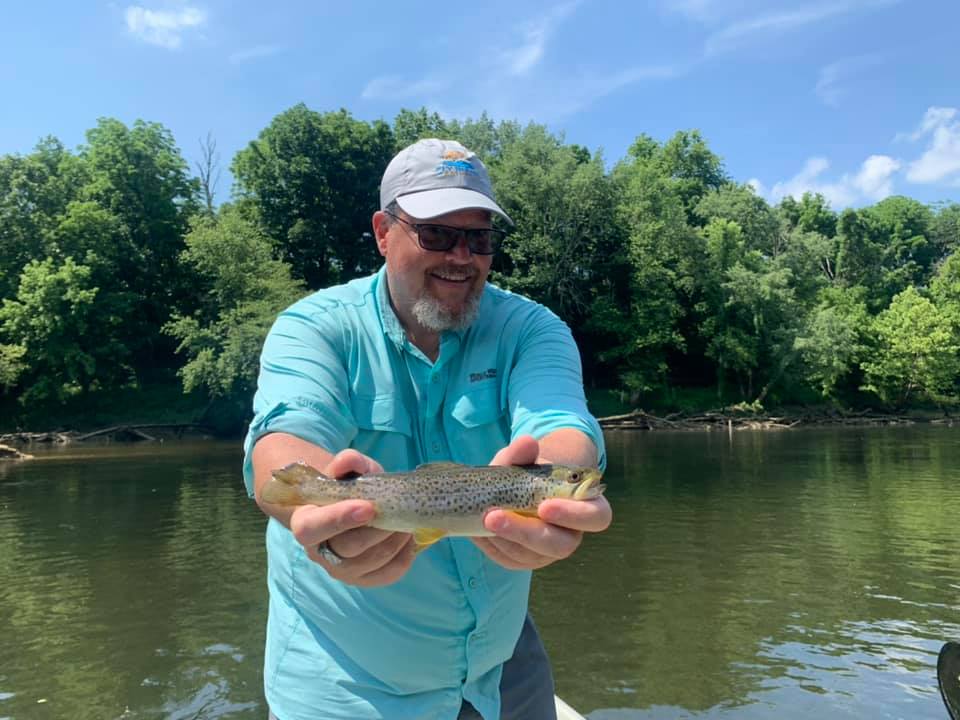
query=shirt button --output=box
[432,442,440,451]
[468,577,478,589]
[431,375,439,383]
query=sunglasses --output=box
[386,212,506,255]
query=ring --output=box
[317,541,343,567]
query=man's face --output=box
[374,207,494,333]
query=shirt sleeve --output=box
[506,305,607,471]
[241,302,358,496]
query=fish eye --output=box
[569,471,581,483]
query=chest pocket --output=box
[350,394,414,467]
[448,387,510,465]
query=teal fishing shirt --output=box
[242,266,606,720]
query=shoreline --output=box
[596,408,957,431]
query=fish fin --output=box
[413,528,448,554]
[511,509,540,519]
[414,462,463,472]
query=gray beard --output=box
[411,289,482,332]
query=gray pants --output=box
[267,613,556,720]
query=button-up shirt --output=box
[242,265,605,720]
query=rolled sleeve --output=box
[507,308,606,470]
[241,305,358,496]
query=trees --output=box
[164,208,304,404]
[231,105,394,289]
[861,287,959,407]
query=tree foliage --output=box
[2,108,960,427]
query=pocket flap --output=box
[350,394,412,436]
[450,389,504,429]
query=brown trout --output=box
[262,461,605,551]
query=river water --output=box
[0,427,958,719]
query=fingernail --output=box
[352,507,373,522]
[491,515,508,533]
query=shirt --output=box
[242,265,606,720]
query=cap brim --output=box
[396,188,513,225]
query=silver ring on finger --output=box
[317,540,344,567]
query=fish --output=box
[262,461,606,552]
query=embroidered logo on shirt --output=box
[469,368,497,383]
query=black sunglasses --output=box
[386,212,506,256]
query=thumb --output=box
[324,449,384,479]
[490,435,539,467]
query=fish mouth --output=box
[573,470,606,500]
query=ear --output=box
[371,211,391,258]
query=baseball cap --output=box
[379,138,513,224]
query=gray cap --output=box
[379,138,512,224]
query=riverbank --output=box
[597,407,957,431]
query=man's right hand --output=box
[290,449,416,587]
[254,434,416,588]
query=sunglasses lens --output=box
[417,225,458,251]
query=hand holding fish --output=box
[287,449,417,587]
[474,434,613,571]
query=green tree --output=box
[165,208,305,403]
[794,286,869,400]
[860,286,959,407]
[777,193,837,238]
[695,183,781,256]
[79,118,199,363]
[0,257,128,403]
[232,105,394,289]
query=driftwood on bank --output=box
[596,408,948,431]
[0,443,34,460]
[0,423,211,446]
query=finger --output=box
[473,536,555,570]
[537,496,612,533]
[350,537,418,587]
[327,525,401,559]
[314,533,414,586]
[289,501,377,549]
[324,449,385,479]
[484,509,582,559]
[490,435,539,467]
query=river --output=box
[1,426,958,719]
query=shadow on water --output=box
[1,428,958,719]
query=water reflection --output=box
[0,429,958,719]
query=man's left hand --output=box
[472,435,612,571]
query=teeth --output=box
[434,272,471,281]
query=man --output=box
[243,138,611,720]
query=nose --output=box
[445,234,473,263]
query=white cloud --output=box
[499,1,580,76]
[229,45,282,64]
[125,5,205,49]
[705,1,897,56]
[361,74,451,101]
[903,107,960,183]
[661,0,719,22]
[766,154,900,208]
[815,54,881,106]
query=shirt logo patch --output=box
[469,368,497,383]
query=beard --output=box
[411,282,484,332]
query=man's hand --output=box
[287,449,415,587]
[472,435,612,571]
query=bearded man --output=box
[243,138,611,720]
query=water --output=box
[0,428,958,719]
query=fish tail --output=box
[260,476,305,505]
[261,462,325,506]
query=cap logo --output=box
[436,149,477,177]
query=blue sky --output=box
[3,0,959,209]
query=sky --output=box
[3,0,959,210]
